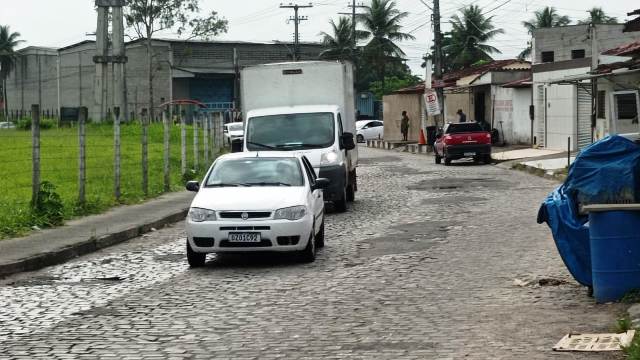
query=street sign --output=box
[424,89,441,116]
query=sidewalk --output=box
[0,191,194,277]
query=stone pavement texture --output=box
[0,146,625,359]
[0,192,194,277]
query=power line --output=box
[280,3,313,61]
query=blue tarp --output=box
[537,135,640,287]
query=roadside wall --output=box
[382,93,422,142]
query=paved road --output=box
[0,146,624,359]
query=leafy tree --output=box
[357,0,415,91]
[125,0,227,121]
[578,7,618,25]
[446,5,504,69]
[368,74,422,99]
[0,25,23,121]
[520,7,571,59]
[320,17,358,61]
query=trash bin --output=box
[586,206,640,303]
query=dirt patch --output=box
[360,221,452,258]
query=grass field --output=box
[0,121,216,239]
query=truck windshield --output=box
[246,112,335,150]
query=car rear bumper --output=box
[445,144,491,159]
[186,215,313,253]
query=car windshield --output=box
[446,123,483,134]
[227,123,243,132]
[205,157,304,187]
[246,112,335,150]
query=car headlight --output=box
[189,207,217,222]
[320,150,340,166]
[274,206,307,221]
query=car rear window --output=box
[446,123,483,134]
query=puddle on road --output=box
[358,156,401,164]
[408,177,511,191]
[380,165,430,176]
[421,196,486,205]
[359,220,452,258]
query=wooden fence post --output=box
[31,105,40,206]
[193,114,199,170]
[78,107,87,204]
[163,110,170,192]
[114,107,121,201]
[180,110,186,175]
[203,113,209,165]
[141,108,148,197]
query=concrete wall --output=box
[494,87,532,145]
[5,48,58,116]
[382,93,423,142]
[443,90,471,123]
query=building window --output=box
[613,92,639,134]
[597,91,606,118]
[571,49,585,59]
[541,51,554,63]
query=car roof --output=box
[216,151,304,161]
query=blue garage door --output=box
[189,77,234,104]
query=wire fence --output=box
[0,104,227,238]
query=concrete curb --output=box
[0,208,188,278]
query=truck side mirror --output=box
[341,132,356,150]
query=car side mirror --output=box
[186,181,200,192]
[341,132,356,150]
[314,178,331,190]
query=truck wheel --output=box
[444,157,451,166]
[186,240,206,268]
[335,188,348,213]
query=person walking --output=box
[401,111,410,141]
[456,109,467,123]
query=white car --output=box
[356,120,383,143]
[185,152,329,267]
[223,122,244,146]
[0,122,15,129]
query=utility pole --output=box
[432,0,444,126]
[339,1,366,50]
[280,3,313,61]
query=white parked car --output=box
[0,122,15,129]
[185,152,329,267]
[223,122,244,146]
[356,120,383,142]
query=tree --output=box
[0,25,23,122]
[319,17,357,61]
[368,74,422,99]
[357,0,415,91]
[520,7,571,59]
[445,5,504,69]
[125,0,227,121]
[579,7,618,25]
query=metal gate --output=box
[536,85,545,147]
[577,85,592,149]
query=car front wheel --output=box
[357,134,364,143]
[315,219,325,248]
[299,232,316,263]
[186,240,206,267]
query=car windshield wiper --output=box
[246,141,277,150]
[244,182,292,187]
[206,183,246,187]
[274,143,324,149]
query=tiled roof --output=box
[501,77,532,88]
[602,40,640,56]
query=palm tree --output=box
[578,7,618,25]
[319,17,357,61]
[520,7,571,58]
[445,5,504,69]
[0,25,23,121]
[357,0,415,90]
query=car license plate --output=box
[464,152,476,156]
[228,233,261,243]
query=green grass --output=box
[0,121,217,239]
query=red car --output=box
[434,122,492,166]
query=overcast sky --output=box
[0,0,636,75]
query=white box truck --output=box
[241,61,358,212]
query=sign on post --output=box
[424,89,441,116]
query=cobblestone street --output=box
[0,146,626,359]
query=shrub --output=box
[31,181,65,227]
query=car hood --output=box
[191,186,307,211]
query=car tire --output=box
[484,154,492,164]
[444,157,451,166]
[435,153,442,164]
[300,232,316,263]
[315,219,325,248]
[346,183,355,202]
[335,188,348,213]
[186,239,206,268]
[357,134,364,143]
